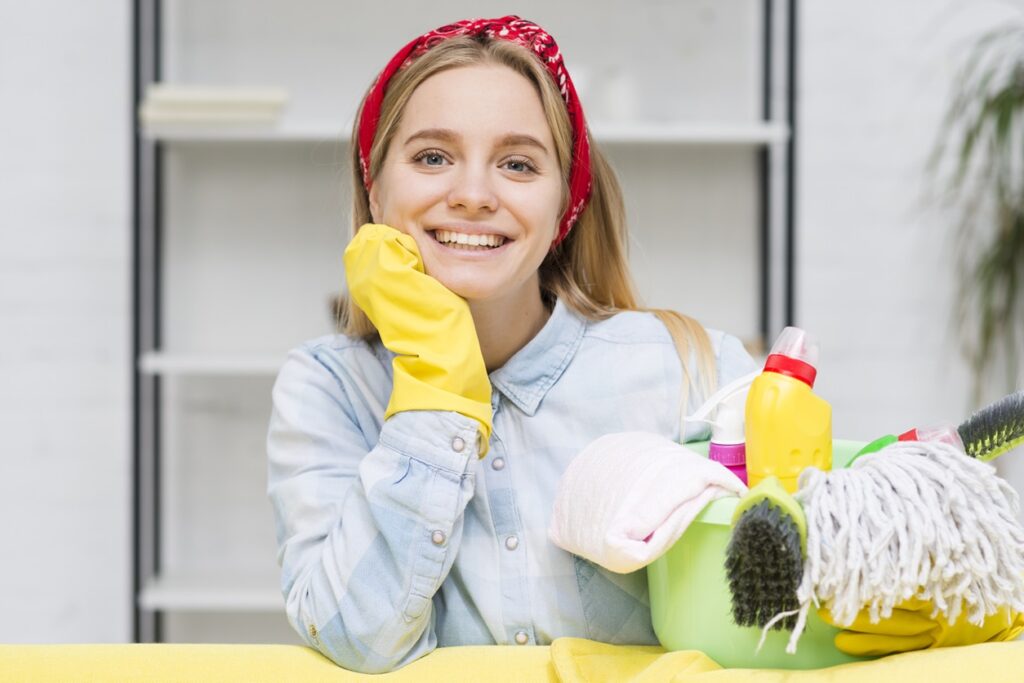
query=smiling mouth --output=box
[430,229,509,251]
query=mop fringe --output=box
[772,441,1024,654]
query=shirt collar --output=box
[488,297,586,416]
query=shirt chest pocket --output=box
[573,555,659,645]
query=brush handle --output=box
[849,434,899,465]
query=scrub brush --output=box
[724,476,807,630]
[957,389,1024,461]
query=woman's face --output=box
[369,63,563,304]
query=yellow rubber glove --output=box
[818,598,1024,657]
[343,223,493,456]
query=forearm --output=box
[276,411,479,673]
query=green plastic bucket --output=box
[647,439,873,669]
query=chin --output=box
[440,282,497,302]
[432,274,500,301]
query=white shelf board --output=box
[592,122,789,145]
[142,119,351,143]
[139,351,283,376]
[142,119,790,146]
[140,573,283,612]
[140,340,763,377]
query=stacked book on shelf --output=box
[139,84,288,134]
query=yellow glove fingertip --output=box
[378,226,425,273]
[357,222,399,239]
[833,630,933,657]
[362,222,422,255]
[344,223,426,297]
[1001,610,1024,642]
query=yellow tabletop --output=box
[3,639,1023,682]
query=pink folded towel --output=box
[548,431,748,573]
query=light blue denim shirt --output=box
[266,297,758,673]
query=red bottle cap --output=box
[763,353,817,388]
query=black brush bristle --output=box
[724,500,803,631]
[958,390,1024,461]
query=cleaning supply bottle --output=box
[744,326,832,493]
[708,391,748,484]
[897,424,965,450]
[852,424,965,462]
[850,389,1024,463]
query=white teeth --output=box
[433,230,506,248]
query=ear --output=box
[368,182,381,224]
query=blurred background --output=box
[1,0,1022,645]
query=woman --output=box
[265,16,755,673]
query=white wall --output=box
[0,2,131,641]
[798,0,1024,506]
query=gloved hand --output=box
[343,223,493,456]
[818,597,1024,656]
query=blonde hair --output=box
[337,35,718,426]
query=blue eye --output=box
[413,149,448,166]
[504,156,537,174]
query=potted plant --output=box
[930,22,1024,403]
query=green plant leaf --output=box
[931,19,1024,403]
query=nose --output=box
[447,162,498,214]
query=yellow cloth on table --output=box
[5,639,1024,682]
[0,644,557,683]
[548,637,1024,682]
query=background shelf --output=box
[133,0,794,645]
[140,352,284,376]
[143,119,790,146]
[140,573,283,612]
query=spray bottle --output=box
[684,371,759,484]
[708,390,748,484]
[744,326,832,493]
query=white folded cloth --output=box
[548,431,748,574]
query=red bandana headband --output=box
[357,15,592,247]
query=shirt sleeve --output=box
[717,332,760,388]
[266,344,480,673]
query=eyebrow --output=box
[403,128,550,154]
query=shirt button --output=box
[491,457,505,471]
[514,630,529,645]
[431,530,446,545]
[505,535,519,551]
[308,624,318,640]
[451,436,466,453]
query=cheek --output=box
[374,167,446,222]
[512,181,563,232]
[545,178,566,221]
